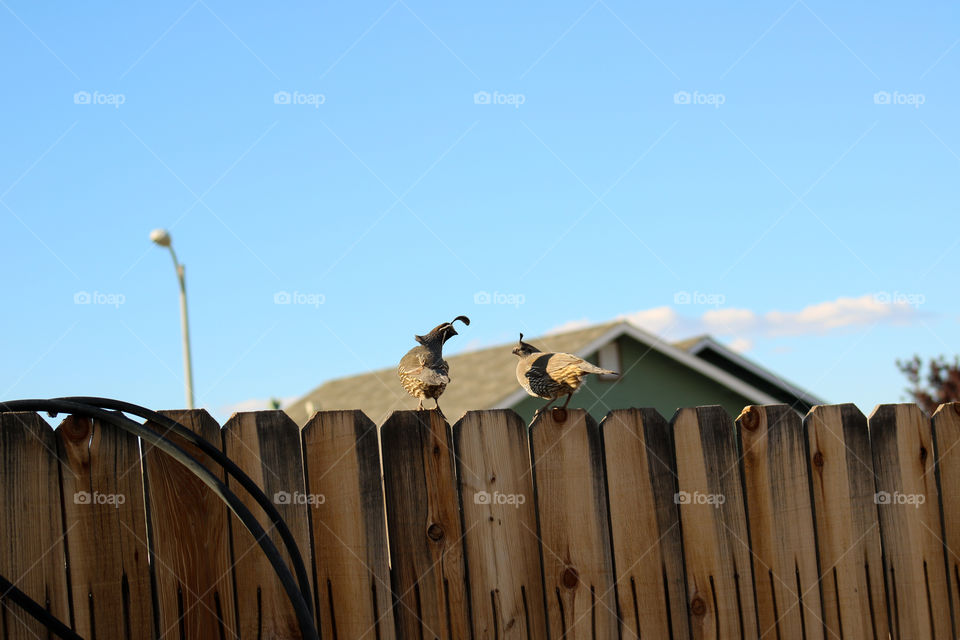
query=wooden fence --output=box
[1,403,960,639]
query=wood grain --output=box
[805,403,888,639]
[932,402,960,632]
[454,409,548,639]
[672,405,758,640]
[381,409,469,639]
[143,409,237,640]
[0,412,70,640]
[302,410,396,640]
[738,405,824,639]
[601,408,690,640]
[57,414,154,638]
[870,404,953,639]
[530,408,617,639]
[222,410,313,638]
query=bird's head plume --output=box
[415,315,470,347]
[512,332,541,357]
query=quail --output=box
[398,316,470,417]
[512,333,618,415]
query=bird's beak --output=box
[511,347,519,355]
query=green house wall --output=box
[510,336,755,424]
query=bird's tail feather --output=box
[580,362,618,376]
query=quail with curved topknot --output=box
[398,316,470,417]
[512,333,618,415]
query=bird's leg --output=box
[434,399,446,420]
[417,398,424,411]
[534,397,556,416]
[560,393,573,410]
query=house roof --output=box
[284,321,792,426]
[674,334,826,409]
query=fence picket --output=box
[932,403,960,629]
[673,405,758,639]
[0,412,70,640]
[57,415,154,639]
[142,409,237,639]
[601,408,690,640]
[871,403,953,638]
[738,405,824,639]
[222,410,313,638]
[302,410,396,640]
[530,409,618,639]
[454,409,549,639]
[381,410,470,638]
[805,403,888,639]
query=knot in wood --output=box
[63,417,90,442]
[690,597,707,616]
[813,451,824,468]
[427,523,444,542]
[561,567,579,589]
[741,407,759,431]
[920,446,928,462]
[551,407,568,423]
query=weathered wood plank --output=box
[222,410,313,638]
[381,409,470,639]
[673,405,758,639]
[530,409,617,639]
[871,404,953,639]
[57,415,154,638]
[805,403,888,639]
[601,408,690,640]
[738,405,824,639]
[303,410,396,640]
[932,403,960,631]
[0,412,71,640]
[143,409,237,640]
[454,410,548,639]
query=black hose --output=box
[0,574,82,640]
[53,396,314,620]
[0,399,319,640]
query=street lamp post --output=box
[150,229,195,409]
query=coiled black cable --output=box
[55,396,314,619]
[0,399,319,640]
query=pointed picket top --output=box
[302,409,395,640]
[454,409,547,639]
[530,408,617,639]
[381,409,469,639]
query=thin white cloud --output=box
[551,293,925,353]
[618,307,682,335]
[545,318,592,335]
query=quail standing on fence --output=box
[512,333,618,415]
[398,316,470,417]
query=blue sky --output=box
[1,1,957,421]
